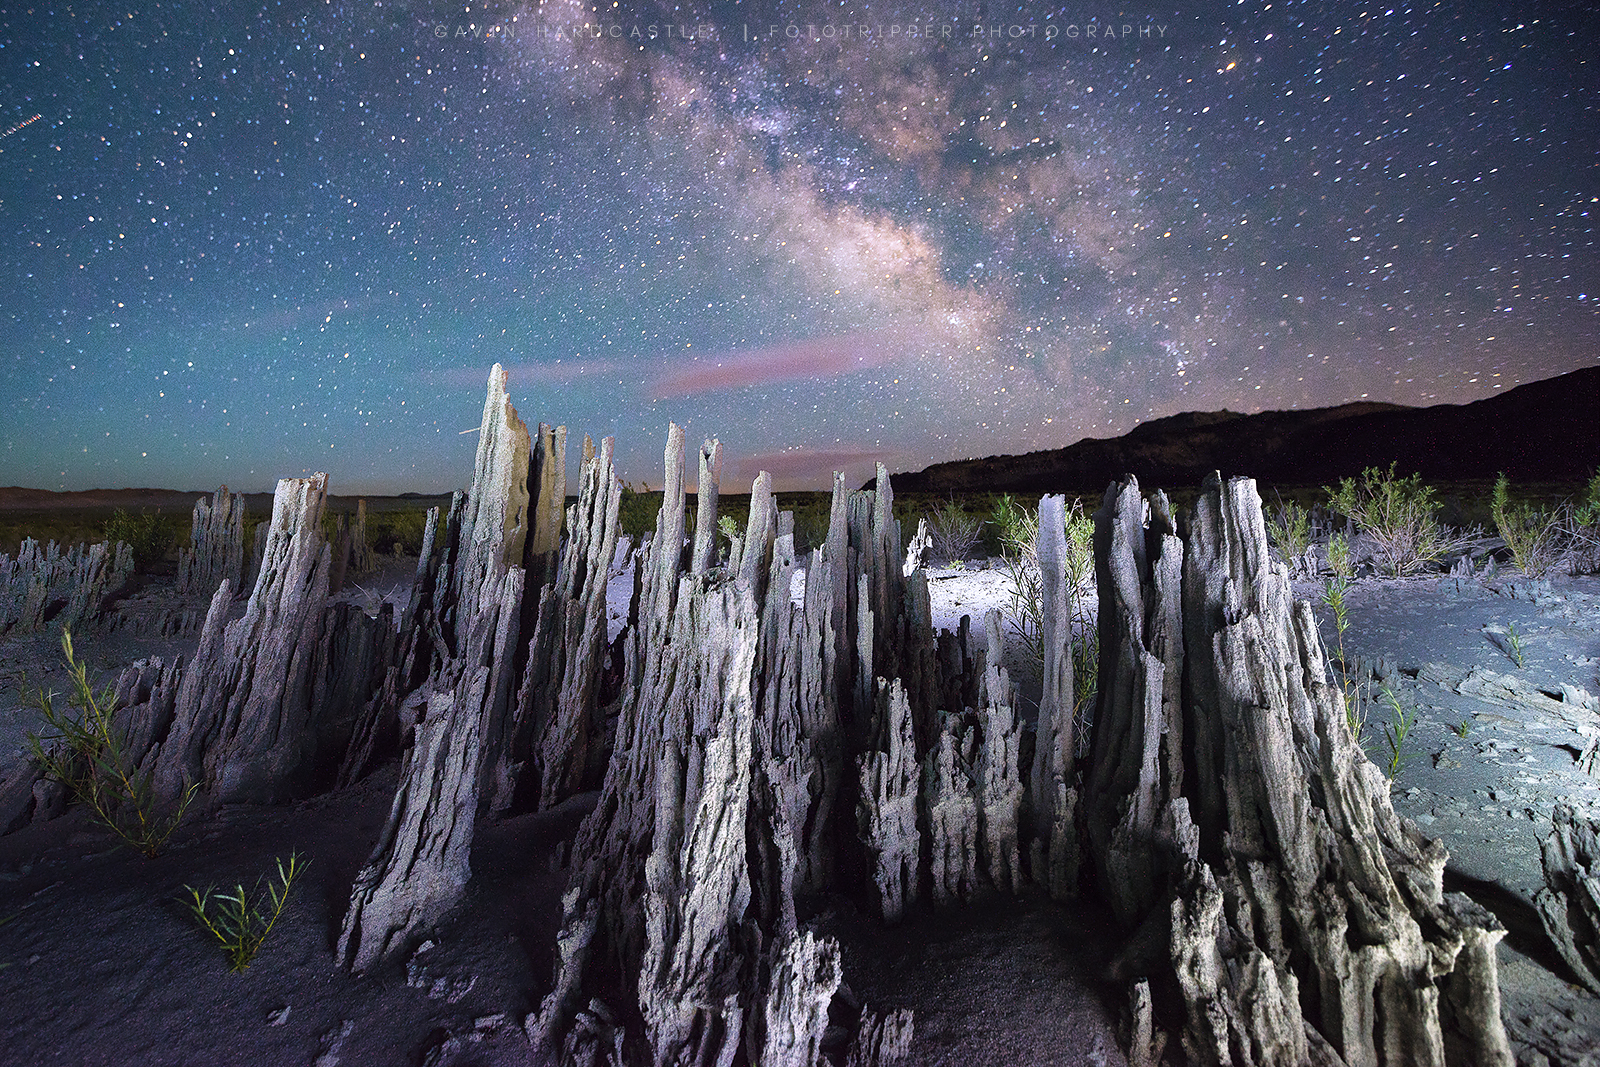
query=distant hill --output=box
[880,365,1600,495]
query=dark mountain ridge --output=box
[881,365,1600,495]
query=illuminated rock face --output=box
[339,364,531,974]
[155,472,333,807]
[176,485,245,598]
[1085,472,1512,1067]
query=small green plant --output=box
[1576,470,1600,528]
[1326,462,1472,576]
[185,852,307,973]
[1266,494,1312,574]
[1490,473,1565,578]
[1326,529,1354,581]
[1376,686,1416,781]
[1321,575,1366,743]
[1503,621,1526,669]
[25,629,197,858]
[1453,718,1473,739]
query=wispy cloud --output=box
[646,331,903,400]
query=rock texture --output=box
[1536,802,1600,994]
[339,365,530,972]
[153,473,334,806]
[504,434,622,815]
[530,433,949,1066]
[0,538,133,636]
[176,486,245,598]
[1084,473,1512,1067]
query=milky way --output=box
[2,1,1595,492]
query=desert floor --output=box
[0,554,1597,1066]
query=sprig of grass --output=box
[1321,574,1369,745]
[1453,719,1472,739]
[184,852,307,973]
[25,628,197,858]
[1376,686,1416,782]
[1504,621,1527,668]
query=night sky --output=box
[2,1,1596,494]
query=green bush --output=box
[104,508,177,571]
[25,629,197,857]
[1577,470,1600,528]
[617,483,660,541]
[1490,473,1566,577]
[365,508,429,556]
[1266,494,1312,575]
[1326,462,1472,576]
[185,853,307,973]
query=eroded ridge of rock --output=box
[507,433,622,814]
[525,422,567,585]
[454,363,532,634]
[976,610,1024,896]
[1086,473,1512,1067]
[532,436,922,1066]
[1031,492,1079,901]
[337,567,523,974]
[1084,479,1184,927]
[153,473,333,806]
[0,538,134,636]
[636,579,761,1065]
[339,364,531,972]
[859,679,921,920]
[176,486,246,598]
[1536,802,1600,994]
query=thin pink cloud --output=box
[646,331,903,400]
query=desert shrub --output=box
[1490,473,1566,578]
[185,853,307,973]
[104,508,177,571]
[1576,470,1600,527]
[366,508,430,556]
[1266,494,1313,576]
[925,500,984,565]
[1326,462,1473,576]
[25,628,197,857]
[617,483,660,541]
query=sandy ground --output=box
[1,553,1598,1065]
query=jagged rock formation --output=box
[505,434,621,815]
[859,679,921,920]
[1536,803,1600,994]
[0,538,133,636]
[1084,473,1512,1067]
[339,365,530,973]
[975,611,1024,896]
[176,486,245,598]
[531,433,941,1067]
[1031,492,1079,901]
[152,474,335,806]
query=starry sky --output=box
[2,1,1596,494]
